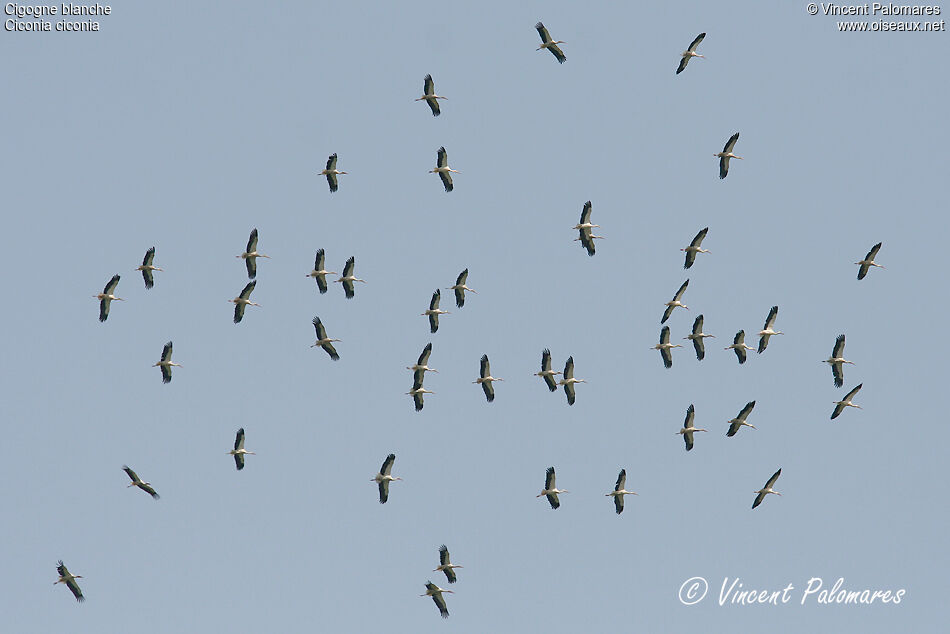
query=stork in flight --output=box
[676,32,706,74]
[94,274,123,322]
[534,348,561,392]
[430,147,459,192]
[652,325,682,369]
[726,401,757,437]
[416,74,447,117]
[661,279,689,324]
[421,581,453,619]
[153,341,181,384]
[310,316,340,361]
[725,330,754,364]
[406,374,434,412]
[447,268,477,307]
[681,227,710,269]
[372,453,401,504]
[831,383,863,420]
[236,228,269,280]
[434,545,463,584]
[136,247,162,289]
[537,466,568,509]
[676,404,707,451]
[319,153,346,192]
[229,280,259,324]
[122,465,159,499]
[757,305,783,353]
[573,201,603,256]
[752,468,782,509]
[335,256,366,299]
[715,132,742,179]
[228,427,255,470]
[407,342,437,378]
[558,356,585,405]
[605,468,638,514]
[306,249,337,294]
[423,288,450,333]
[856,242,884,280]
[684,314,715,361]
[822,334,854,388]
[54,561,84,602]
[474,354,503,403]
[535,21,566,63]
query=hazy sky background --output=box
[2,1,947,632]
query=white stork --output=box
[54,561,84,602]
[474,354,503,403]
[423,288,450,333]
[229,280,259,324]
[535,21,566,63]
[434,545,463,584]
[534,348,561,392]
[715,132,742,179]
[407,342,438,377]
[856,242,884,280]
[94,274,123,322]
[725,330,754,364]
[652,325,682,369]
[416,74,447,117]
[236,228,269,280]
[823,334,854,388]
[676,32,706,74]
[135,247,162,289]
[319,153,346,192]
[676,404,707,451]
[752,468,782,509]
[757,305,783,353]
[122,465,159,499]
[605,468,638,514]
[306,248,337,294]
[335,256,366,299]
[661,279,689,324]
[558,356,585,406]
[430,147,459,192]
[573,201,603,257]
[684,314,715,361]
[421,581,453,618]
[537,466,568,509]
[726,401,756,437]
[311,316,340,361]
[406,374,434,412]
[447,269,477,307]
[228,427,255,471]
[153,341,181,384]
[681,227,710,269]
[372,453,401,504]
[831,383,863,420]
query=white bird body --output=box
[54,561,84,602]
[474,354,503,403]
[822,334,854,388]
[605,468,638,514]
[135,246,162,289]
[227,427,255,470]
[573,201,603,256]
[756,305,783,353]
[661,279,689,324]
[416,74,447,116]
[535,22,566,63]
[534,348,562,392]
[421,581,454,618]
[832,383,863,420]
[372,453,402,504]
[681,227,710,269]
[447,269,477,307]
[228,280,260,323]
[557,356,585,405]
[855,242,884,280]
[407,342,438,376]
[430,147,459,192]
[422,288,450,333]
[153,341,181,384]
[335,256,366,299]
[725,330,754,364]
[652,325,682,369]
[726,401,757,437]
[537,466,569,509]
[122,465,159,499]
[684,314,715,361]
[310,317,340,361]
[676,404,707,451]
[752,468,782,509]
[676,32,706,74]
[94,273,123,322]
[236,228,270,279]
[319,153,347,192]
[306,249,337,294]
[715,132,742,179]
[434,545,463,584]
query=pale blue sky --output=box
[2,1,947,632]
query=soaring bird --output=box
[573,201,604,256]
[306,249,337,294]
[430,147,459,192]
[676,404,707,451]
[310,317,340,361]
[434,545,463,584]
[474,354,503,403]
[725,330,754,364]
[752,468,782,509]
[372,453,401,504]
[822,334,854,388]
[535,21,566,63]
[558,356,585,406]
[335,256,366,299]
[661,279,689,324]
[605,468,638,514]
[122,465,159,499]
[416,74,447,116]
[756,305,783,353]
[856,242,884,280]
[534,348,561,392]
[652,325,682,369]
[684,314,715,361]
[447,269,477,307]
[537,466,568,509]
[406,373,434,412]
[421,581,453,619]
[715,132,742,179]
[676,32,706,74]
[681,227,710,269]
[422,288,450,333]
[135,247,162,289]
[726,401,757,437]
[153,341,181,384]
[319,153,346,192]
[54,561,84,602]
[407,342,438,379]
[236,228,269,279]
[229,280,259,324]
[94,274,123,322]
[831,384,863,420]
[228,427,255,471]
